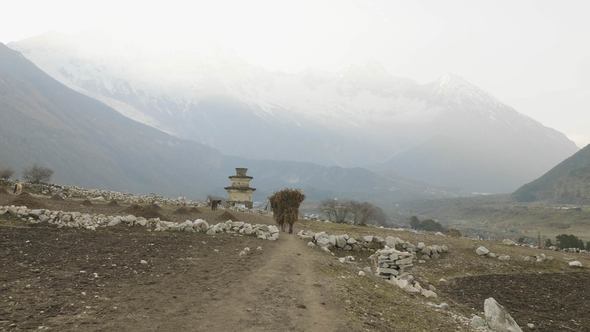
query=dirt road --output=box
[193,234,344,332]
[0,221,349,331]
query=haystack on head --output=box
[269,188,305,234]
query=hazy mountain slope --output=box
[0,43,225,197]
[10,33,579,193]
[513,145,590,203]
[378,76,577,192]
[0,43,445,202]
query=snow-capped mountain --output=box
[10,33,579,193]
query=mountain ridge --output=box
[9,33,579,193]
[513,144,590,203]
[0,42,446,204]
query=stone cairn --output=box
[374,247,414,279]
[0,205,279,241]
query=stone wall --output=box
[2,180,200,207]
[0,205,279,240]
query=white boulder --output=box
[476,246,490,256]
[484,297,523,332]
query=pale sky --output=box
[2,0,589,146]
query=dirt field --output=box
[0,220,353,331]
[2,188,590,331]
[441,273,590,332]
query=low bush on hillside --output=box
[409,216,446,232]
[319,199,386,226]
[555,234,586,250]
[23,164,53,184]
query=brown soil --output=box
[0,187,8,195]
[0,221,350,331]
[122,204,164,219]
[51,194,65,201]
[10,193,47,209]
[173,207,190,215]
[189,207,201,213]
[107,200,119,207]
[217,211,237,221]
[441,273,590,331]
[81,199,93,206]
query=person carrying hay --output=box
[269,189,305,234]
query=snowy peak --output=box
[430,73,503,110]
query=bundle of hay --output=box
[269,189,305,234]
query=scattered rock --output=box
[569,260,583,268]
[484,297,523,332]
[427,302,449,310]
[421,289,437,298]
[502,239,517,246]
[470,315,487,330]
[476,246,490,256]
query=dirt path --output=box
[178,234,344,332]
[0,220,349,331]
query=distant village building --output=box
[225,168,256,208]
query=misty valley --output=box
[1,2,590,331]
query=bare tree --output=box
[320,199,387,225]
[348,201,387,226]
[0,168,14,180]
[319,199,352,223]
[23,164,54,184]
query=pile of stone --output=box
[476,246,509,261]
[522,253,554,263]
[373,247,414,279]
[299,230,448,259]
[0,205,279,240]
[205,221,279,241]
[372,247,438,298]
